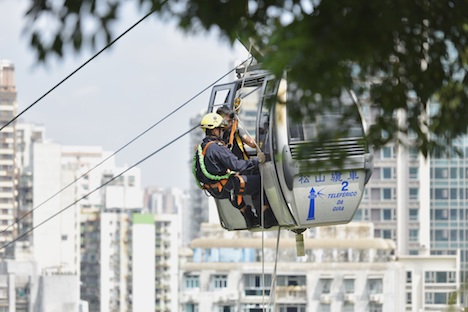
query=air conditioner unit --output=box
[320,294,332,304]
[227,293,237,300]
[344,293,355,303]
[369,294,383,303]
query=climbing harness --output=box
[192,141,247,207]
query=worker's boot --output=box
[261,206,279,229]
[241,205,259,229]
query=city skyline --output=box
[0,0,247,190]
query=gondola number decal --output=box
[299,170,361,220]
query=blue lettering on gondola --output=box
[328,191,358,198]
[315,174,326,183]
[298,175,310,184]
[348,170,359,180]
[331,171,343,182]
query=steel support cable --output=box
[268,227,281,309]
[0,125,198,251]
[0,6,163,132]
[1,58,251,238]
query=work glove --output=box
[257,152,266,164]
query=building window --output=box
[434,230,449,241]
[382,209,392,221]
[278,305,306,312]
[212,274,228,289]
[425,271,456,283]
[319,278,333,294]
[382,229,393,239]
[381,146,393,159]
[450,167,458,179]
[434,209,449,220]
[434,168,449,179]
[381,167,392,179]
[382,188,394,200]
[318,304,331,312]
[185,303,199,312]
[218,306,234,312]
[450,188,458,199]
[409,209,418,221]
[409,167,418,179]
[367,278,383,294]
[343,278,355,293]
[406,271,412,283]
[409,188,418,200]
[277,275,306,286]
[244,274,271,296]
[343,303,354,312]
[425,292,449,305]
[409,229,419,241]
[406,292,412,304]
[185,274,199,289]
[368,302,383,312]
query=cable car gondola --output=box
[205,65,373,233]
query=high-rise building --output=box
[186,112,209,245]
[16,122,44,243]
[0,60,18,257]
[154,213,180,312]
[145,186,187,215]
[355,99,468,304]
[429,135,468,281]
[131,213,156,312]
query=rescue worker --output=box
[192,112,278,229]
[216,105,256,160]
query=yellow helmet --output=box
[200,113,228,131]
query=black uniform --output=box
[195,136,261,210]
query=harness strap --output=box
[236,174,246,206]
[203,179,228,192]
[230,119,249,160]
[202,141,215,155]
[229,119,237,147]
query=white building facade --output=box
[180,222,461,312]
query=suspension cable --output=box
[1,58,251,238]
[1,125,198,251]
[0,6,163,132]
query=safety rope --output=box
[235,43,254,113]
[192,143,233,189]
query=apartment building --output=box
[180,222,460,311]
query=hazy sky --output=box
[0,0,247,190]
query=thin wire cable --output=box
[0,6,161,132]
[2,58,251,237]
[268,227,281,309]
[260,162,266,311]
[1,125,198,251]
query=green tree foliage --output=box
[24,0,468,155]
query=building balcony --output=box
[275,286,307,300]
[369,293,383,303]
[344,293,356,303]
[320,293,332,304]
